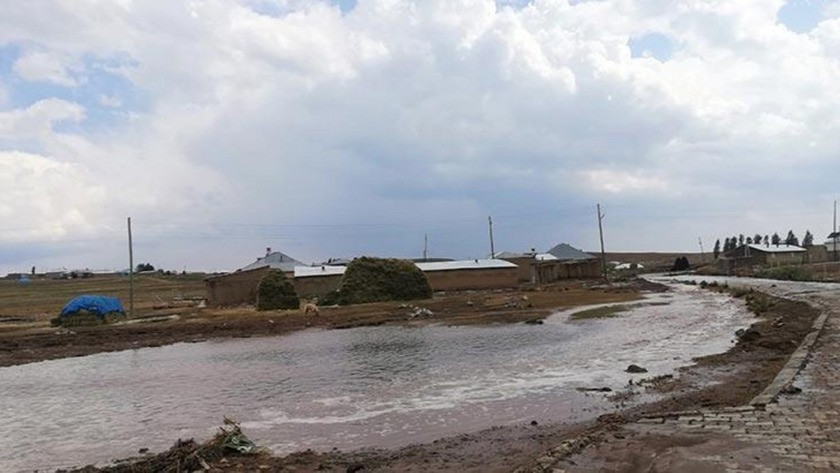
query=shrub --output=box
[336,257,432,305]
[756,266,812,282]
[256,270,300,311]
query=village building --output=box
[415,259,519,291]
[496,243,601,284]
[293,265,346,299]
[205,249,304,307]
[718,243,807,274]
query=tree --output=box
[771,233,781,246]
[738,234,745,246]
[803,230,814,247]
[746,237,753,245]
[136,263,155,272]
[753,233,763,245]
[672,256,691,271]
[713,239,721,259]
[723,237,732,252]
[785,230,799,246]
[764,235,769,246]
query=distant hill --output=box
[589,252,708,271]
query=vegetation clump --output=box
[756,266,812,282]
[570,304,632,320]
[256,270,300,311]
[50,311,124,327]
[336,257,432,305]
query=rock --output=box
[138,447,149,454]
[530,420,539,426]
[736,327,761,342]
[577,387,612,392]
[780,384,802,395]
[524,319,543,325]
[626,364,648,373]
[466,300,474,306]
[346,463,366,473]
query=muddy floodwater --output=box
[0,283,753,472]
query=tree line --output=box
[712,230,814,259]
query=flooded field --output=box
[0,283,753,472]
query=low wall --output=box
[205,267,273,307]
[293,274,343,299]
[423,267,518,292]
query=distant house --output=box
[240,249,304,276]
[293,265,346,299]
[496,243,601,284]
[415,259,519,291]
[205,249,304,307]
[719,243,806,274]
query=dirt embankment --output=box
[61,282,819,473]
[0,282,640,368]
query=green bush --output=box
[256,270,300,311]
[336,257,432,305]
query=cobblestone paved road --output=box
[540,278,840,472]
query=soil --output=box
[56,283,820,473]
[0,281,640,368]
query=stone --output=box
[626,364,648,373]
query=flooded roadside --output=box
[0,283,753,472]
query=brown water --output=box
[0,283,753,472]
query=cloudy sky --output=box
[1,0,840,274]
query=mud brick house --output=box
[718,243,806,274]
[293,265,346,299]
[205,249,303,306]
[415,259,519,291]
[497,243,601,284]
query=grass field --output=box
[0,274,207,319]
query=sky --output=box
[2,0,840,274]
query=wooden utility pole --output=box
[127,217,134,318]
[698,237,706,263]
[423,234,428,261]
[834,200,837,262]
[597,204,607,282]
[488,216,495,258]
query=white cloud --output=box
[0,150,105,243]
[1,0,840,271]
[97,94,122,108]
[12,49,80,86]
[0,99,85,138]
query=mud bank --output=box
[0,282,641,369]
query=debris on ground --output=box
[626,364,648,373]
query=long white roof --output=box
[748,244,806,253]
[415,259,517,272]
[294,265,347,278]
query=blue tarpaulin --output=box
[60,295,125,319]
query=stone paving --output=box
[530,279,840,472]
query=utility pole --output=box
[127,217,134,318]
[834,200,837,262]
[698,237,706,263]
[488,216,495,259]
[423,234,428,261]
[597,204,607,282]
